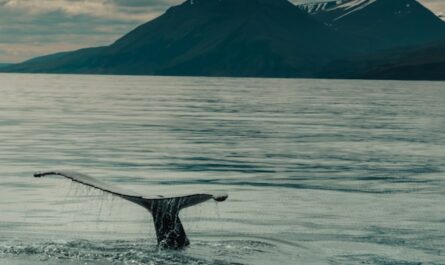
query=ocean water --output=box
[0,74,444,265]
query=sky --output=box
[0,0,444,63]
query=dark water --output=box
[0,74,444,265]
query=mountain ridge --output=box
[2,0,445,80]
[298,0,445,51]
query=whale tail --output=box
[34,171,228,249]
[139,193,227,249]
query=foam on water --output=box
[0,239,277,265]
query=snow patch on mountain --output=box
[299,1,336,13]
[333,0,377,20]
[299,0,377,20]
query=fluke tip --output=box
[213,194,228,202]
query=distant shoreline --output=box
[0,71,444,83]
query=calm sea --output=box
[0,74,444,265]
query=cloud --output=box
[0,0,169,62]
[420,0,445,18]
[1,0,167,21]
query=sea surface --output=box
[0,74,444,265]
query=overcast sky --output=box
[0,0,444,63]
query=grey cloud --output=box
[110,0,178,7]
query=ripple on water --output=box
[0,75,444,265]
[329,255,437,265]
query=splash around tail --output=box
[34,171,228,249]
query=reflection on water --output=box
[0,74,444,265]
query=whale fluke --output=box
[34,171,228,249]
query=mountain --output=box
[298,0,445,50]
[2,0,445,80]
[1,0,349,78]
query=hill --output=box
[321,41,445,80]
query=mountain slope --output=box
[2,0,347,77]
[362,43,445,80]
[299,0,445,50]
[320,41,445,80]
